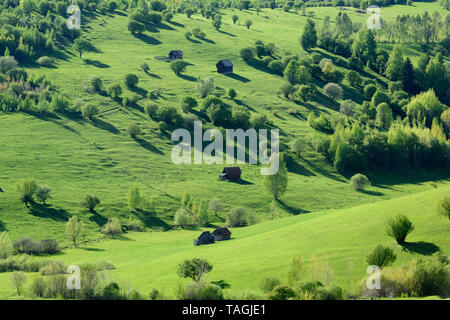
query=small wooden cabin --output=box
[169,50,183,60]
[213,227,231,241]
[195,231,215,245]
[219,167,241,181]
[216,59,233,74]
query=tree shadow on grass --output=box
[28,203,70,221]
[359,189,384,196]
[146,72,161,79]
[179,74,197,82]
[83,59,110,68]
[133,33,162,45]
[169,21,185,28]
[225,73,250,83]
[129,85,148,97]
[203,38,216,44]
[286,157,316,176]
[81,247,106,252]
[187,38,201,44]
[139,215,171,231]
[228,179,254,185]
[219,30,236,37]
[92,118,120,134]
[135,138,164,154]
[89,212,108,227]
[277,200,310,215]
[403,242,441,256]
[0,220,6,232]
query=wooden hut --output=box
[213,227,231,241]
[216,59,233,74]
[169,50,183,60]
[195,231,215,245]
[219,167,241,181]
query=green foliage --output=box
[81,104,99,120]
[267,284,295,300]
[16,178,38,207]
[101,218,122,237]
[170,60,189,75]
[366,244,396,268]
[65,216,85,247]
[197,77,214,98]
[350,173,370,191]
[386,215,415,245]
[181,96,197,113]
[260,277,282,293]
[124,73,139,87]
[437,196,450,221]
[264,153,288,200]
[375,103,393,130]
[239,47,254,62]
[36,185,52,205]
[177,281,224,300]
[80,195,100,212]
[10,271,27,296]
[300,19,317,50]
[127,123,141,138]
[177,258,213,282]
[226,207,256,228]
[89,75,103,92]
[323,82,343,100]
[0,233,14,259]
[245,20,253,29]
[73,38,91,58]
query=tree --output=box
[324,83,343,100]
[228,88,237,100]
[128,20,145,34]
[197,77,214,98]
[186,9,194,18]
[350,173,370,191]
[226,207,255,227]
[81,104,99,120]
[73,38,90,58]
[0,56,18,73]
[10,271,27,296]
[124,73,139,87]
[0,232,14,259]
[107,84,122,99]
[80,195,100,212]
[232,15,239,24]
[375,103,393,130]
[208,197,223,217]
[345,70,362,87]
[198,200,209,226]
[170,60,188,75]
[294,84,315,104]
[300,19,317,51]
[386,215,415,245]
[101,218,122,237]
[212,15,222,31]
[401,58,418,94]
[290,138,304,157]
[425,55,447,98]
[181,96,197,113]
[36,185,52,205]
[127,186,143,211]
[239,47,254,62]
[127,123,141,138]
[264,153,288,201]
[17,178,38,207]
[284,60,300,85]
[177,258,213,282]
[66,216,85,247]
[385,46,404,81]
[245,20,253,29]
[366,244,396,268]
[437,196,450,221]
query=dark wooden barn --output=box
[213,227,231,241]
[219,167,242,181]
[169,50,183,60]
[216,59,233,74]
[194,231,215,246]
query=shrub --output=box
[50,94,70,113]
[228,88,237,100]
[101,218,122,237]
[339,100,356,117]
[124,73,139,87]
[245,19,253,29]
[89,75,103,92]
[364,84,377,99]
[36,185,52,205]
[40,239,59,254]
[123,217,145,232]
[149,288,162,300]
[145,104,159,118]
[437,196,450,221]
[0,56,18,73]
[412,254,450,296]
[128,289,145,300]
[268,60,285,74]
[350,174,370,191]
[13,238,42,254]
[185,31,192,40]
[11,271,27,295]
[178,281,224,300]
[30,277,46,297]
[127,123,141,138]
[17,178,38,206]
[45,274,71,299]
[323,83,343,100]
[267,285,295,300]
[181,96,197,113]
[174,208,192,228]
[280,82,294,98]
[97,260,115,271]
[80,195,100,212]
[157,105,178,123]
[0,232,14,259]
[158,121,168,132]
[250,114,268,129]
[40,260,66,276]
[226,207,255,227]
[81,104,99,120]
[239,47,254,62]
[170,60,188,75]
[261,277,282,293]
[36,56,53,66]
[366,244,396,268]
[386,215,415,245]
[102,282,122,300]
[107,84,122,99]
[140,63,150,73]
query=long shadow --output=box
[89,212,108,227]
[146,72,161,79]
[403,242,441,256]
[83,59,110,68]
[359,189,383,196]
[203,38,216,44]
[129,86,148,97]
[234,99,255,111]
[0,220,6,232]
[187,38,201,44]
[219,30,236,37]
[225,73,250,83]
[169,21,184,28]
[179,74,197,82]
[81,247,106,252]
[138,216,171,231]
[286,157,315,176]
[135,138,164,154]
[28,203,69,221]
[278,200,310,215]
[302,157,347,183]
[133,33,162,45]
[228,179,254,185]
[157,22,175,31]
[92,118,120,134]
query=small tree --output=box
[89,75,103,92]
[366,244,396,268]
[245,20,253,29]
[239,47,254,62]
[290,138,304,157]
[208,197,223,217]
[212,15,222,31]
[73,38,90,58]
[324,83,343,100]
[228,88,237,100]
[101,218,122,237]
[140,63,150,73]
[124,73,139,88]
[198,200,209,227]
[264,154,288,201]
[81,104,99,120]
[437,196,450,221]
[177,258,213,282]
[17,178,38,207]
[127,186,142,211]
[350,173,370,191]
[65,216,84,247]
[170,60,188,75]
[107,84,122,99]
[127,123,141,138]
[0,232,14,259]
[386,215,415,245]
[186,9,194,18]
[232,15,239,24]
[128,20,145,34]
[10,271,27,296]
[181,96,197,113]
[226,207,255,227]
[197,77,214,98]
[80,195,100,213]
[36,185,52,205]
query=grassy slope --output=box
[0,183,449,299]
[1,5,449,244]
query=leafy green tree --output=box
[386,46,404,81]
[80,195,100,213]
[406,89,446,124]
[386,215,415,245]
[375,103,393,130]
[352,29,377,66]
[198,200,209,226]
[239,47,254,62]
[437,196,450,221]
[425,55,447,98]
[65,216,85,247]
[107,83,122,99]
[181,96,197,113]
[127,186,142,211]
[73,38,90,58]
[293,84,315,104]
[212,15,222,31]
[10,271,27,296]
[177,258,213,282]
[128,20,145,34]
[366,244,396,268]
[101,218,122,237]
[264,153,288,201]
[228,88,237,100]
[140,63,150,73]
[170,60,188,75]
[284,60,301,84]
[127,123,141,138]
[81,104,99,120]
[324,83,343,100]
[300,19,317,51]
[401,58,418,94]
[208,197,223,217]
[345,70,362,87]
[0,232,14,259]
[124,73,139,87]
[17,178,38,207]
[232,15,239,24]
[36,185,52,205]
[245,20,253,29]
[350,173,370,191]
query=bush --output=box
[40,260,66,276]
[174,208,192,228]
[226,207,255,227]
[260,277,282,293]
[30,277,46,298]
[97,260,115,271]
[50,94,70,113]
[40,239,59,254]
[157,105,178,123]
[36,56,53,66]
[149,288,162,300]
[140,63,150,73]
[178,281,224,300]
[89,75,103,92]
[228,88,237,100]
[145,104,159,118]
[127,123,141,138]
[0,56,18,73]
[107,84,122,99]
[366,244,396,268]
[158,121,168,132]
[323,83,343,100]
[250,114,268,129]
[181,96,197,113]
[13,238,43,255]
[386,215,415,245]
[101,218,122,237]
[267,285,295,300]
[81,104,99,120]
[268,60,285,74]
[280,82,294,98]
[437,196,450,221]
[124,73,139,87]
[364,84,377,99]
[171,60,189,75]
[80,194,100,212]
[102,282,122,300]
[239,48,254,62]
[350,173,370,191]
[0,232,14,259]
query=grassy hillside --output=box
[1,5,449,243]
[0,183,448,299]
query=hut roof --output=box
[217,59,233,67]
[222,167,241,175]
[213,227,231,237]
